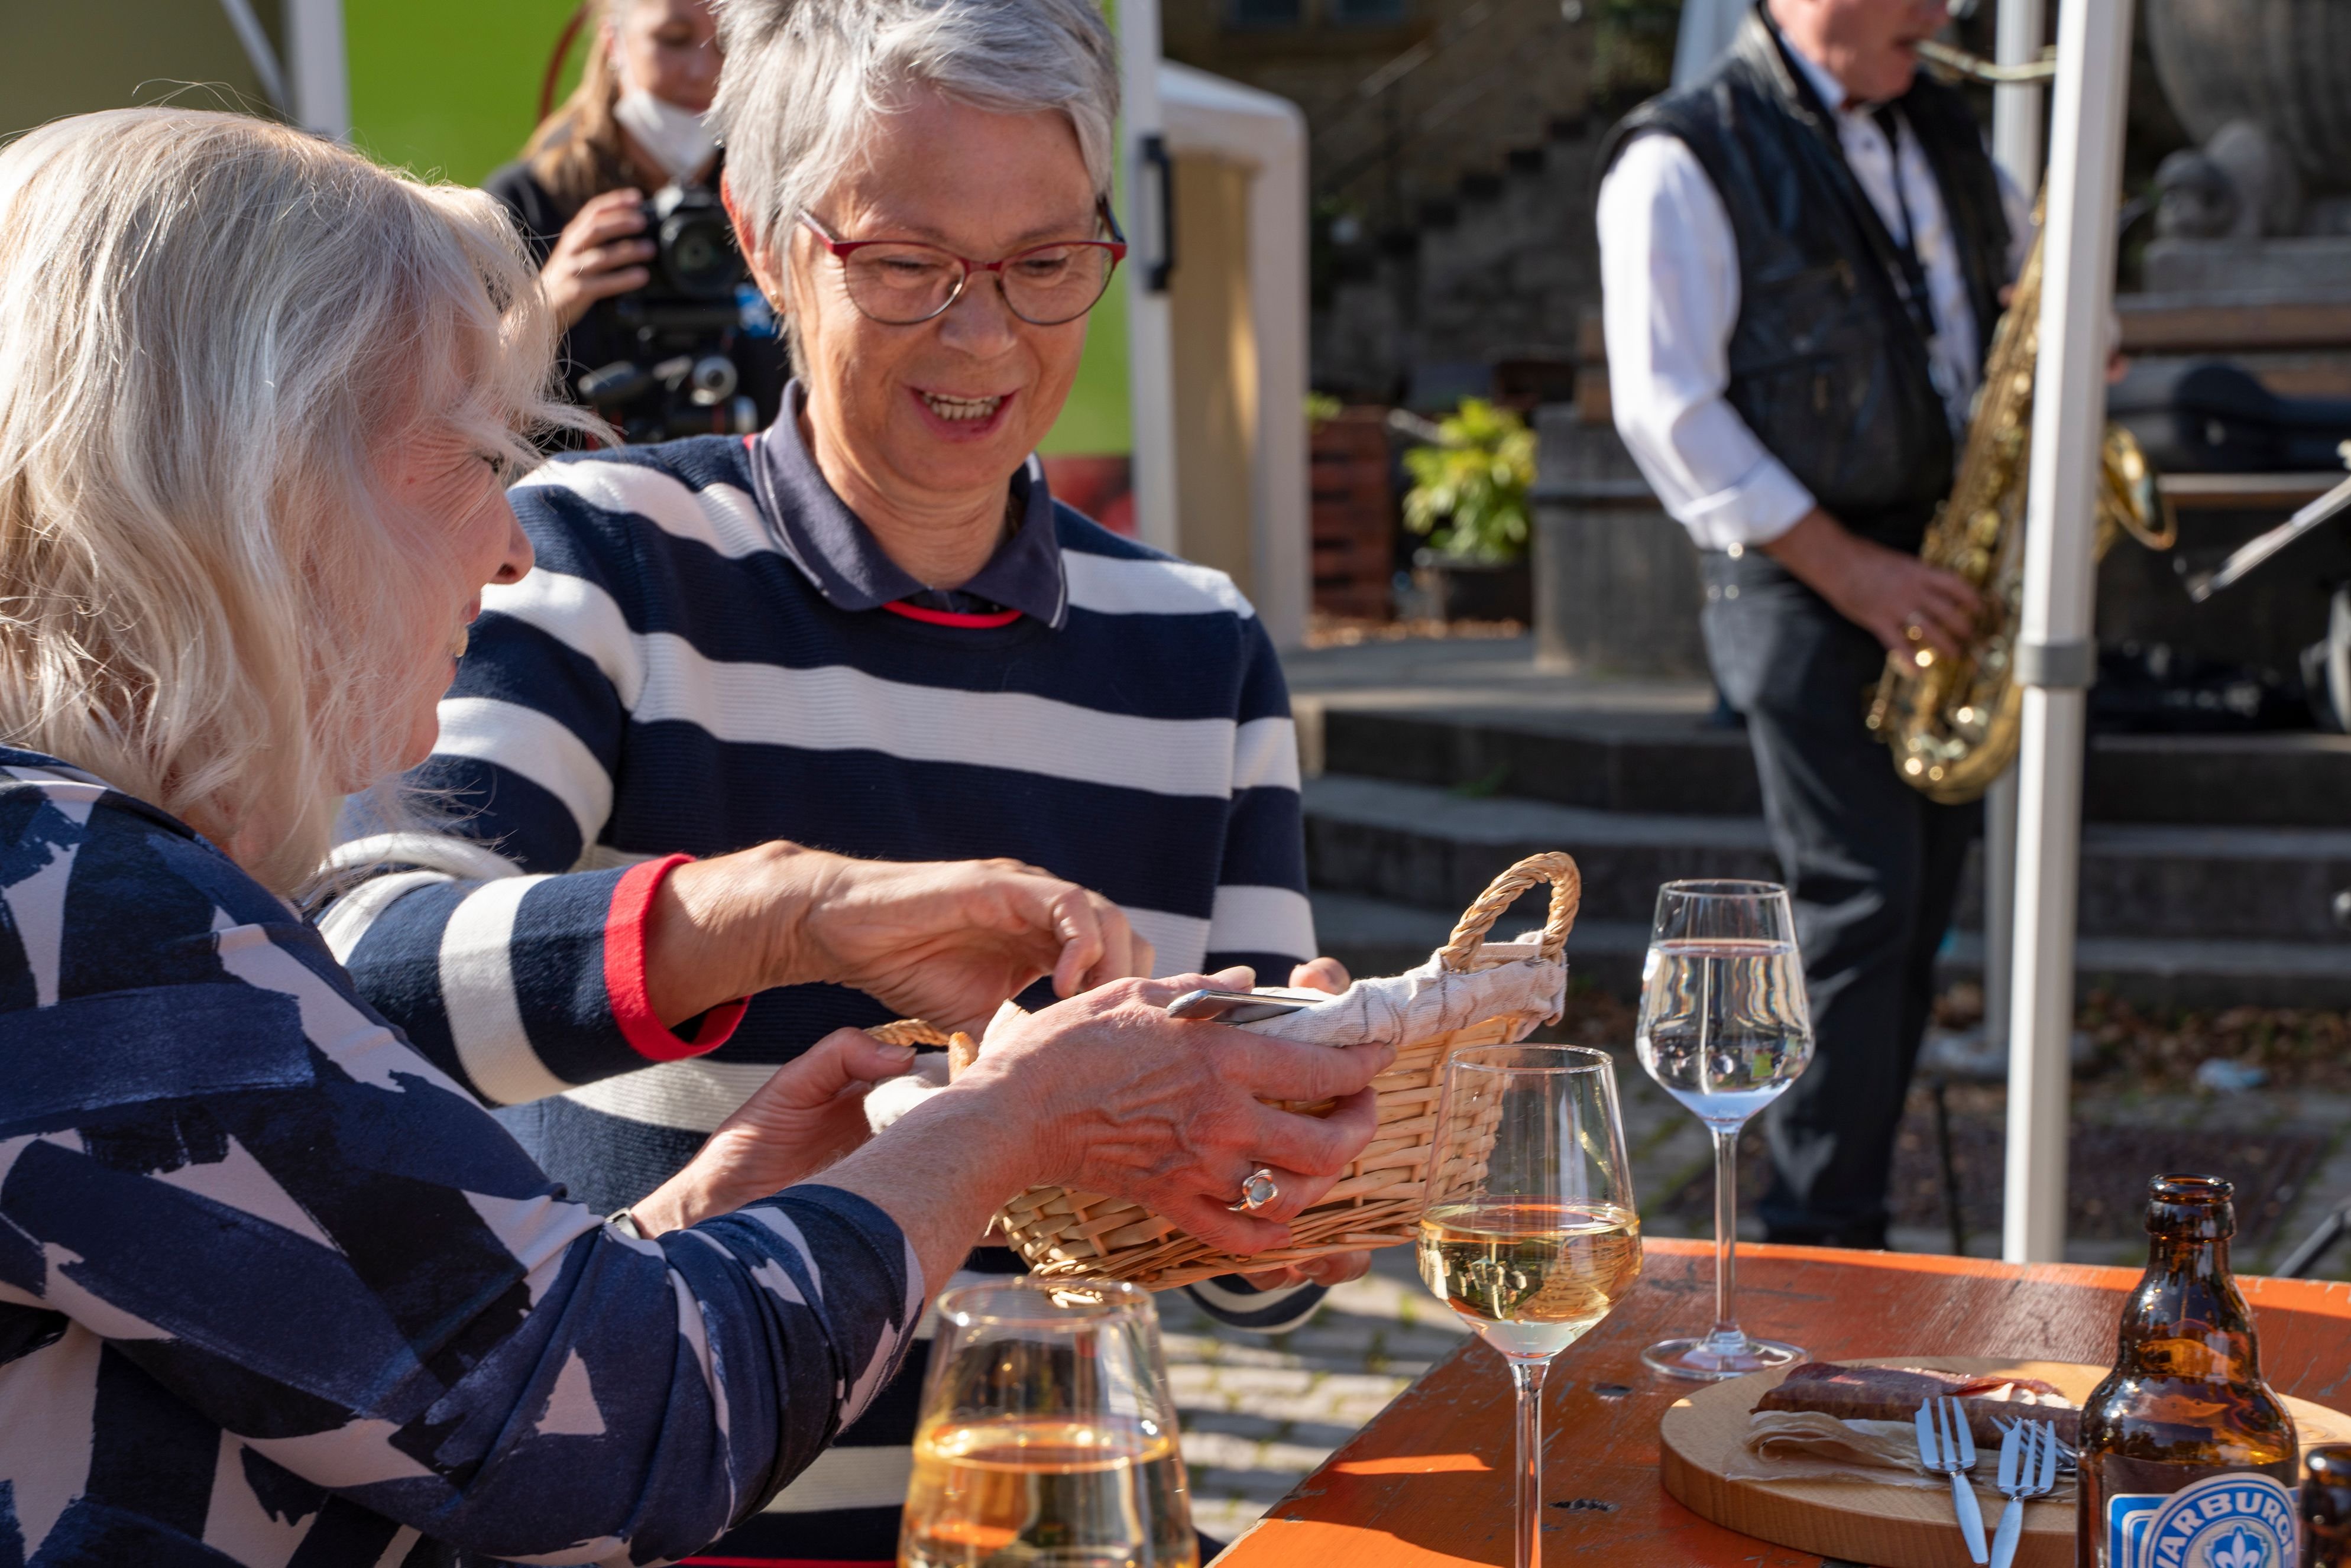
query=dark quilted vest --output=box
[1601,9,2012,550]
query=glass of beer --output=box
[900,1277,1196,1568]
[1417,1044,1642,1568]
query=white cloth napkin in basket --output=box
[864,935,1566,1134]
[1229,934,1565,1050]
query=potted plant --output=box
[1401,397,1537,623]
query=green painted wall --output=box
[1040,247,1132,456]
[346,0,584,183]
[339,0,1132,455]
[1042,0,1132,456]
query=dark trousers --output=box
[1700,549,1978,1248]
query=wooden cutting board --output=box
[1659,1356,2351,1568]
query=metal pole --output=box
[2002,0,2133,1265]
[1120,0,1182,556]
[1974,0,2044,1070]
[283,0,350,141]
[1249,98,1313,652]
[1990,0,2047,189]
[1983,773,2016,1054]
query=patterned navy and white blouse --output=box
[0,751,921,1566]
[325,410,1324,1562]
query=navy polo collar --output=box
[750,381,1069,630]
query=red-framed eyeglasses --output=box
[798,202,1128,326]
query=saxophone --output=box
[1863,225,2175,804]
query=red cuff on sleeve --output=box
[607,853,750,1062]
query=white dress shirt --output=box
[1598,37,2033,550]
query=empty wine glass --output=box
[900,1278,1195,1567]
[1635,879,1814,1382]
[1418,1045,1641,1568]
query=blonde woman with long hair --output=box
[0,108,1388,1563]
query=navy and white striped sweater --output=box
[328,432,1325,1560]
[0,752,921,1567]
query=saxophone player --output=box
[1599,0,2031,1248]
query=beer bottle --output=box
[2306,1445,2351,1568]
[2078,1174,2300,1568]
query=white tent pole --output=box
[1991,0,2046,187]
[1119,0,1181,557]
[1978,0,2045,1080]
[2002,0,2133,1265]
[1983,760,2019,1057]
[1157,64,1311,648]
[1243,94,1310,653]
[283,0,350,141]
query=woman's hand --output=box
[629,1028,919,1235]
[541,188,655,331]
[793,856,1149,1032]
[646,845,1151,1036]
[815,974,1395,1297]
[1290,956,1351,993]
[970,975,1392,1253]
[1239,957,1373,1293]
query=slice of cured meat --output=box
[1754,1362,2080,1447]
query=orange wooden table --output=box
[1209,1237,2351,1567]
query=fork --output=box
[1989,1419,2061,1568]
[1915,1396,1989,1564]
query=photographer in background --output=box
[485,0,788,440]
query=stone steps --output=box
[1304,773,1774,925]
[1310,888,2351,1011]
[1304,773,2351,942]
[1302,773,2351,1006]
[1318,708,2351,828]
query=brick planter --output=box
[1310,409,1395,620]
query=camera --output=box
[575,184,763,444]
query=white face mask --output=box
[611,54,716,186]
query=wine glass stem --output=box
[1711,1124,1742,1343]
[1508,1353,1550,1568]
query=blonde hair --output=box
[525,0,702,209]
[0,109,568,894]
[523,1,636,208]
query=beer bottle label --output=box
[2106,1472,2300,1568]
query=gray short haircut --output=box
[711,0,1119,271]
[0,109,569,895]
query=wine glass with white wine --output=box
[900,1278,1195,1568]
[1634,879,1814,1382]
[1417,1044,1642,1568]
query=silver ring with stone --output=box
[1227,1167,1279,1213]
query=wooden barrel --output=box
[2146,0,2351,189]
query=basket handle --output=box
[864,1019,951,1049]
[1436,851,1582,972]
[864,1017,977,1075]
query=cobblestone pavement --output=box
[1162,1244,1470,1544]
[1163,1055,2351,1545]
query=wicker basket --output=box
[867,852,1581,1290]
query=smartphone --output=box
[1165,987,1317,1023]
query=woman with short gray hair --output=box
[329,0,1359,1559]
[711,0,1119,276]
[0,105,1389,1564]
